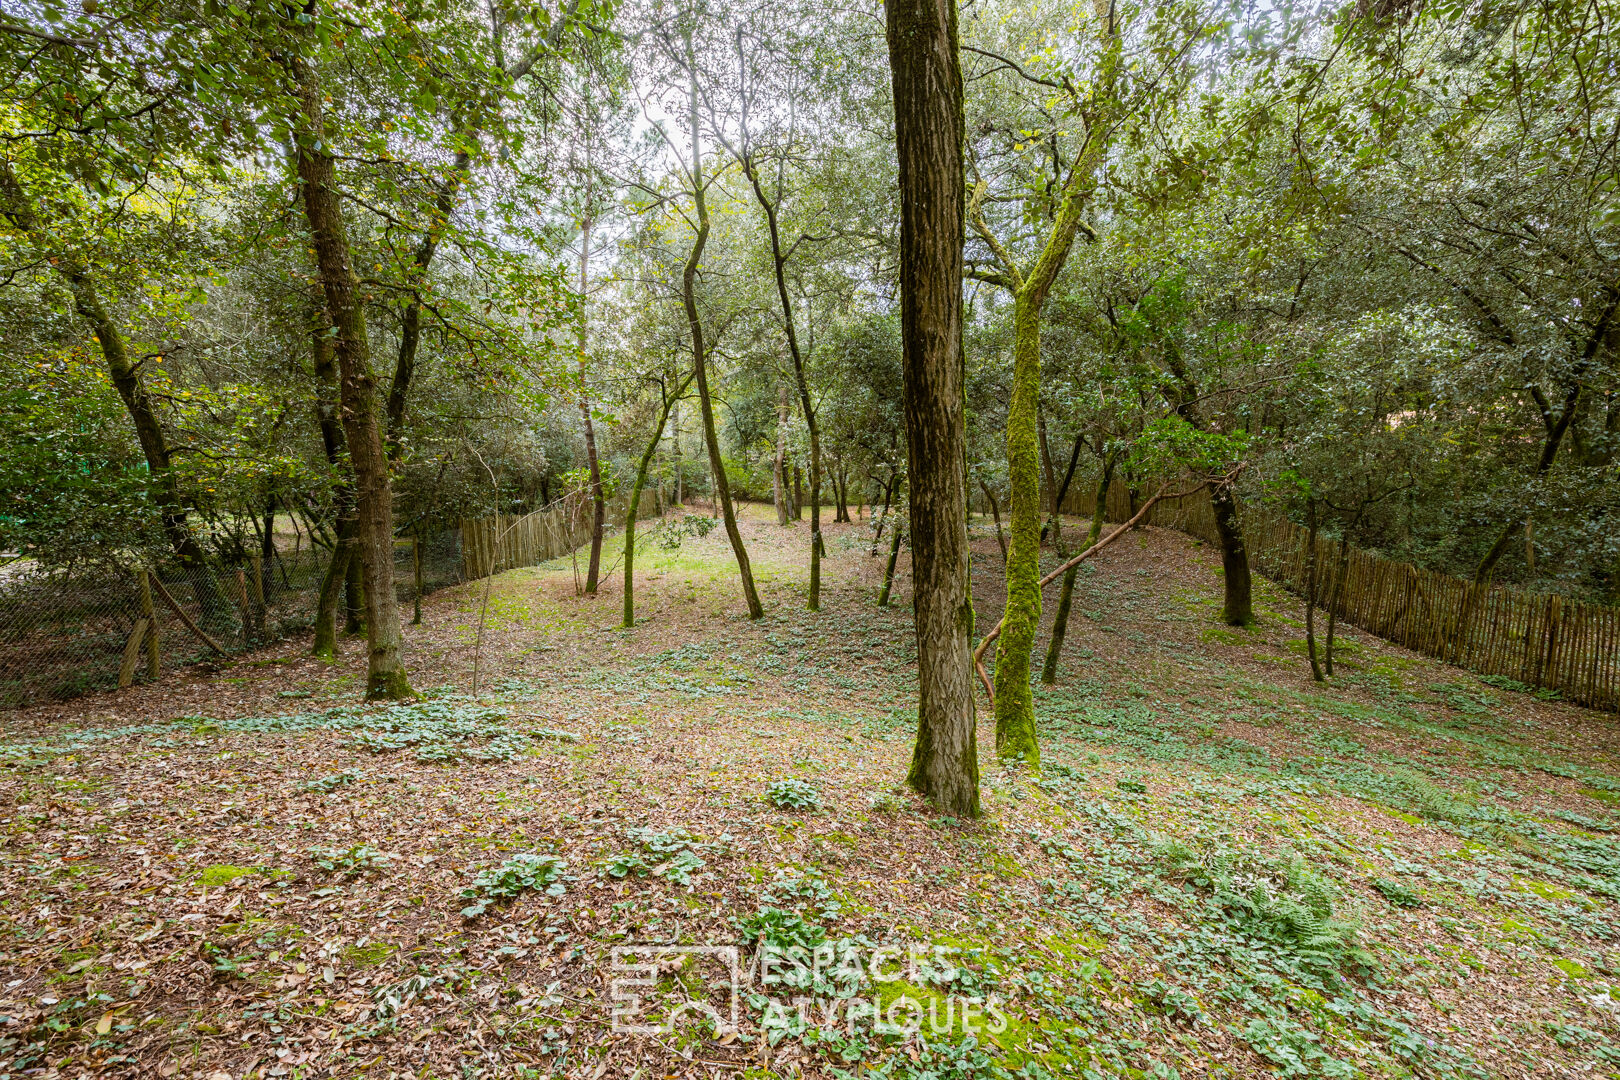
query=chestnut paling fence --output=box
[1053,479,1619,713]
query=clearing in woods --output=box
[5,505,1620,1079]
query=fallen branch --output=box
[148,573,229,657]
[973,470,1240,702]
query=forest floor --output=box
[5,504,1620,1080]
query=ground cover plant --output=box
[4,513,1620,1078]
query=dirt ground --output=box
[4,504,1620,1080]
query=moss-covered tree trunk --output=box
[992,295,1044,764]
[290,50,412,700]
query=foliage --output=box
[460,854,569,918]
[766,778,822,811]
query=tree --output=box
[886,0,980,818]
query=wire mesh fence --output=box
[0,526,464,711]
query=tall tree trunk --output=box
[1325,537,1350,676]
[672,400,684,506]
[993,299,1043,764]
[309,323,353,661]
[1304,499,1324,682]
[681,45,763,620]
[736,144,823,609]
[579,211,606,594]
[624,370,695,627]
[1042,454,1112,683]
[835,460,850,523]
[290,51,413,700]
[774,382,790,525]
[980,480,1008,563]
[887,0,979,818]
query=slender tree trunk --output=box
[672,401,684,506]
[1325,537,1350,676]
[793,466,805,521]
[290,51,412,700]
[872,475,895,555]
[343,549,366,635]
[879,520,904,608]
[887,0,979,818]
[835,461,850,523]
[1042,454,1113,683]
[579,211,605,594]
[681,47,763,620]
[1210,482,1253,625]
[774,382,790,525]
[980,480,1007,562]
[624,370,696,627]
[1305,500,1324,682]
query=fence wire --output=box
[0,527,464,710]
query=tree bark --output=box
[1210,481,1253,625]
[879,518,904,608]
[578,209,605,595]
[290,50,413,700]
[1325,537,1349,676]
[624,370,695,627]
[774,382,790,525]
[681,44,763,620]
[993,293,1043,764]
[309,321,357,659]
[886,0,979,818]
[1305,499,1324,682]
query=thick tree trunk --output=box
[993,294,1043,765]
[624,370,696,628]
[1042,455,1112,683]
[290,51,412,700]
[681,51,763,621]
[886,0,979,818]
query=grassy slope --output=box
[2,503,1619,1079]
